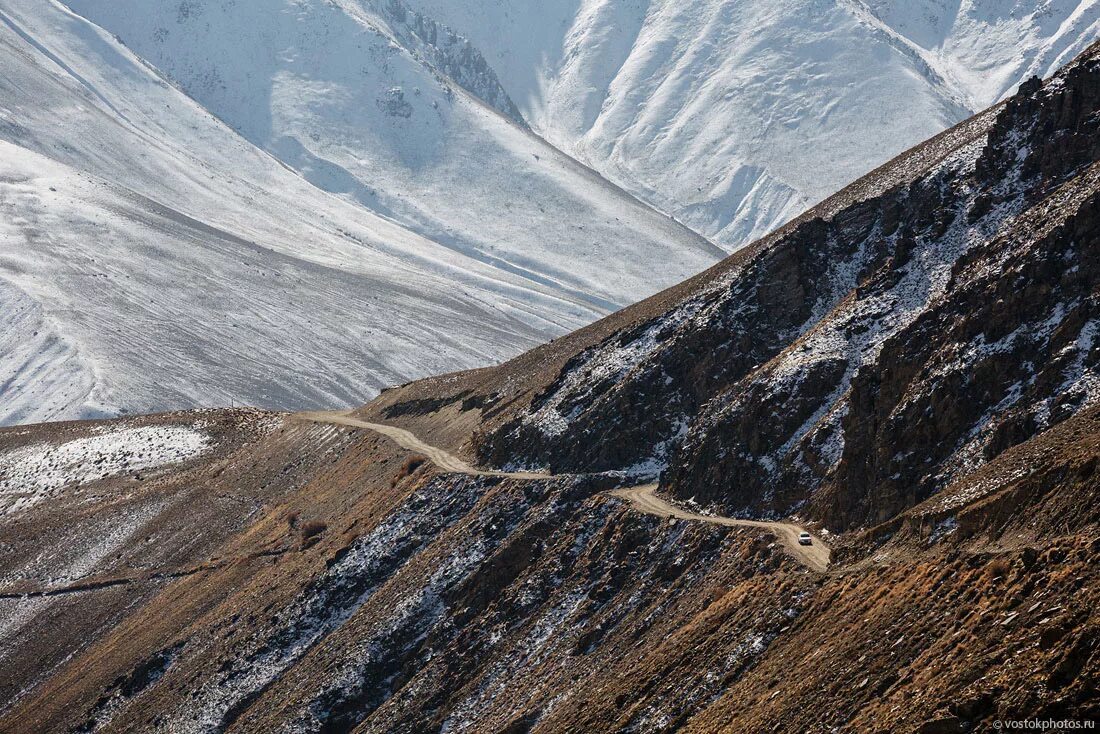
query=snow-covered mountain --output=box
[57,0,720,308]
[4,0,1097,426]
[398,0,1100,247]
[0,0,718,425]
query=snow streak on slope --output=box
[0,0,719,425]
[0,278,99,426]
[399,0,1100,249]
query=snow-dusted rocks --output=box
[0,422,209,515]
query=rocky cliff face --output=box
[376,0,526,125]
[461,41,1100,531]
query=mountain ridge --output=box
[361,41,1100,536]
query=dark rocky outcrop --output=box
[456,42,1100,531]
[380,0,526,125]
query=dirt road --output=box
[296,411,830,571]
[297,411,551,479]
[609,485,830,572]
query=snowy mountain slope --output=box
[398,0,1100,248]
[0,0,719,425]
[58,0,721,309]
[0,139,571,425]
[858,0,1100,109]
[0,279,97,426]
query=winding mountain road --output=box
[609,485,831,572]
[297,411,549,479]
[297,411,830,571]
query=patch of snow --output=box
[929,515,959,542]
[0,425,209,515]
[619,416,690,479]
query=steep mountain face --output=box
[58,0,719,310]
[0,0,718,426]
[1,42,1099,734]
[400,0,1100,247]
[367,41,1100,536]
[8,0,1097,427]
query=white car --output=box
[798,531,813,546]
